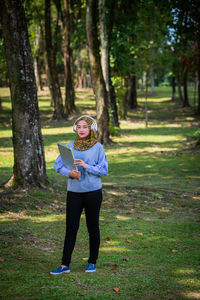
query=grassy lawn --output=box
[0,87,200,299]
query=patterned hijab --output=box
[74,116,98,151]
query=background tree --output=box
[169,0,200,111]
[54,0,76,115]
[86,0,110,144]
[99,0,119,127]
[0,0,47,188]
[45,0,64,119]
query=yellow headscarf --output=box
[74,117,98,151]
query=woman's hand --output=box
[69,169,81,179]
[74,159,86,169]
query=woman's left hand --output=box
[74,159,86,169]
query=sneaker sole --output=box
[85,270,96,273]
[50,270,70,275]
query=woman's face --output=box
[76,120,90,138]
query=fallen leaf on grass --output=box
[137,216,143,219]
[106,237,112,241]
[171,249,178,253]
[113,287,120,293]
[125,239,132,243]
[136,233,143,236]
[150,231,155,234]
[126,211,132,215]
[196,220,200,223]
[53,200,59,204]
[159,216,166,219]
[0,257,5,262]
[123,258,129,261]
[110,264,119,270]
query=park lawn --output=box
[0,87,200,299]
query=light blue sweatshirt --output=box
[54,141,108,192]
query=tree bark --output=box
[76,50,83,89]
[34,28,43,93]
[197,39,200,114]
[86,0,110,144]
[183,71,190,107]
[40,22,51,89]
[127,75,138,109]
[150,63,155,95]
[1,0,47,188]
[45,0,64,119]
[99,0,111,105]
[99,0,119,127]
[177,71,183,103]
[63,0,75,115]
[171,76,176,101]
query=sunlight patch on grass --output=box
[178,279,200,289]
[114,135,183,143]
[115,215,131,221]
[42,127,73,135]
[30,215,65,223]
[192,196,200,200]
[0,215,17,222]
[181,291,200,299]
[138,97,170,102]
[100,246,131,252]
[156,208,171,213]
[176,268,196,275]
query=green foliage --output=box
[109,125,121,136]
[192,130,200,147]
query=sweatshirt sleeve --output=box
[85,146,108,177]
[54,154,71,177]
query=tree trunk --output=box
[63,0,75,115]
[127,75,138,109]
[76,50,83,89]
[34,28,43,93]
[45,0,64,119]
[1,0,47,188]
[171,76,176,101]
[99,0,111,105]
[142,71,146,91]
[197,40,200,114]
[183,71,190,107]
[109,80,119,126]
[177,71,183,103]
[86,0,110,144]
[99,0,119,127]
[40,22,51,90]
[150,63,155,95]
[122,89,128,120]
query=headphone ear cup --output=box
[94,123,97,131]
[73,124,77,132]
[91,123,98,132]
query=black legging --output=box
[62,189,102,266]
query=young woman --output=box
[50,115,108,274]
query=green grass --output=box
[0,86,200,299]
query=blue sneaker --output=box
[50,265,70,275]
[85,263,96,273]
